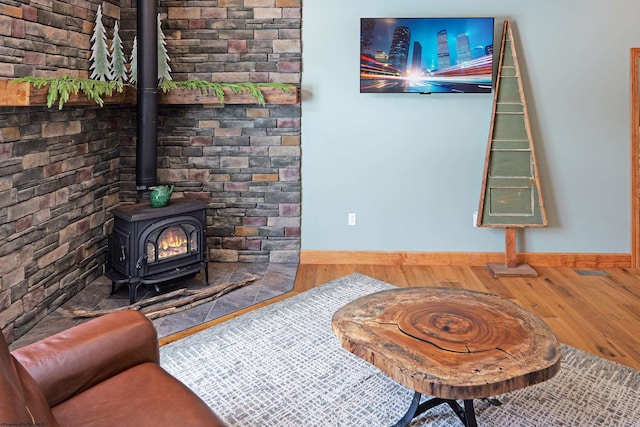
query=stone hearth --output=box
[10,262,297,350]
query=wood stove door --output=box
[137,216,205,278]
[108,228,132,276]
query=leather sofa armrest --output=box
[12,310,159,407]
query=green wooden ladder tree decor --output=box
[477,20,547,277]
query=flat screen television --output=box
[360,17,495,94]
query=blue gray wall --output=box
[301,0,640,253]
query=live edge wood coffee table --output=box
[332,287,561,427]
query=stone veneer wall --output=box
[0,105,130,342]
[0,0,128,343]
[0,0,301,343]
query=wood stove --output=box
[103,1,212,303]
[106,199,209,304]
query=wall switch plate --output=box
[473,211,478,228]
[348,213,357,226]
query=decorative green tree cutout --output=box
[157,14,172,82]
[89,5,112,81]
[129,36,138,85]
[477,20,547,277]
[128,15,172,85]
[110,21,127,83]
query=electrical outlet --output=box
[348,213,357,226]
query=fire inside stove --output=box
[147,225,199,262]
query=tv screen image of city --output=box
[360,17,495,94]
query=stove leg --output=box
[204,261,210,285]
[128,280,141,305]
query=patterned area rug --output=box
[160,274,640,426]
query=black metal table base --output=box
[392,392,478,427]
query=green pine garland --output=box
[13,76,123,109]
[13,76,292,109]
[158,79,292,107]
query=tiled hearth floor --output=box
[10,262,298,350]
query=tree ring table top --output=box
[331,287,561,400]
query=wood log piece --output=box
[142,277,256,320]
[332,287,561,400]
[70,276,257,319]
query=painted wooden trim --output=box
[300,250,631,268]
[631,48,640,268]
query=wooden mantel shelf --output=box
[0,80,298,107]
[158,86,298,105]
[0,80,136,107]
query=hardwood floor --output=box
[293,265,640,371]
[162,264,640,371]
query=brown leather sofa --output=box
[1,310,226,426]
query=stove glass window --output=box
[146,224,198,262]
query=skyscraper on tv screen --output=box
[389,26,411,74]
[360,18,375,54]
[411,41,422,74]
[456,33,472,63]
[437,29,450,70]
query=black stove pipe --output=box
[136,0,158,201]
